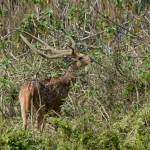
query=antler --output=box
[39,35,76,53]
[20,32,76,59]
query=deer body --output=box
[19,32,90,130]
[19,69,75,130]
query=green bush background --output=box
[0,0,150,149]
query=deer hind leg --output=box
[36,106,45,132]
[20,98,27,130]
[21,109,27,130]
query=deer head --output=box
[19,32,91,131]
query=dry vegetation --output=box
[0,0,150,149]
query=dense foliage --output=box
[0,0,150,149]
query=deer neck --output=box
[65,64,79,76]
[59,65,78,84]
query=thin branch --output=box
[0,28,19,40]
[90,4,150,47]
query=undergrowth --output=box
[0,0,150,149]
[0,90,149,150]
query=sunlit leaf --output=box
[16,43,20,49]
[134,27,140,33]
[0,55,3,60]
[127,4,132,11]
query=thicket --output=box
[0,0,150,149]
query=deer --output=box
[19,32,91,131]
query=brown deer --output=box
[19,32,91,131]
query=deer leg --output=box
[20,100,27,130]
[21,111,27,130]
[36,107,45,131]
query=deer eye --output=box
[78,57,83,60]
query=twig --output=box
[0,28,19,40]
[90,4,150,47]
